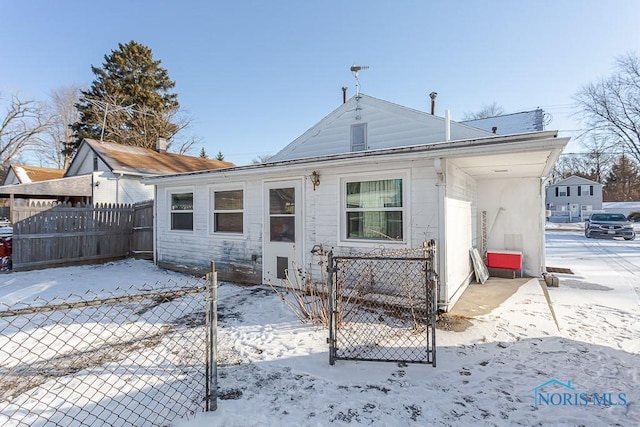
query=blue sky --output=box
[2,1,639,165]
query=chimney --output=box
[429,92,438,115]
[342,86,348,104]
[156,137,168,153]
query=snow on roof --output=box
[461,109,544,134]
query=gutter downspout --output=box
[153,184,158,266]
[434,158,447,310]
[539,176,551,276]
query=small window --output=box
[345,178,403,241]
[351,123,367,152]
[213,189,243,233]
[559,191,566,197]
[171,192,193,231]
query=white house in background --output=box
[545,175,603,221]
[147,94,569,311]
[0,138,233,222]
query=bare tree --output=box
[0,92,52,175]
[33,85,82,169]
[575,52,640,165]
[461,102,505,121]
[252,154,273,164]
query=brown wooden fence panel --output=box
[131,200,154,259]
[11,202,136,271]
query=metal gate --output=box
[327,243,438,366]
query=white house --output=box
[0,138,233,222]
[147,94,569,311]
[545,175,603,221]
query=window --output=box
[170,192,193,231]
[345,178,403,241]
[269,188,295,242]
[351,123,367,152]
[213,189,243,233]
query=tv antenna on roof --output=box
[350,64,369,97]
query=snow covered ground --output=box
[1,231,639,426]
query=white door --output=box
[263,180,303,284]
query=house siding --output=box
[478,177,544,277]
[444,162,477,305]
[155,157,441,286]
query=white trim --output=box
[338,170,409,247]
[208,182,246,238]
[167,186,195,233]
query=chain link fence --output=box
[0,278,211,427]
[328,243,438,366]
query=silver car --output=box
[585,213,636,240]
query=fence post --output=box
[327,251,336,366]
[205,261,218,411]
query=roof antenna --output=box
[350,64,369,98]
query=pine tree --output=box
[603,155,640,201]
[71,41,180,153]
[216,151,225,161]
[200,147,208,158]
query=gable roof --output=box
[461,109,545,135]
[550,175,602,187]
[270,93,493,162]
[67,139,234,177]
[5,164,65,185]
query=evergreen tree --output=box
[71,41,179,153]
[216,151,225,161]
[200,147,208,158]
[603,155,640,201]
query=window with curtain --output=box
[345,178,403,240]
[213,189,243,233]
[170,192,193,231]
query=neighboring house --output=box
[461,109,545,135]
[3,165,65,186]
[0,138,233,222]
[545,175,603,222]
[147,93,569,312]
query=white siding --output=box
[444,162,477,305]
[92,172,153,205]
[478,177,544,277]
[155,157,440,285]
[271,95,491,161]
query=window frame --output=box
[339,172,408,246]
[168,188,194,232]
[210,184,246,237]
[350,123,367,152]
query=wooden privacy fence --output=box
[11,200,153,271]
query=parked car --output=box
[585,213,636,240]
[628,211,640,222]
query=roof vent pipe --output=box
[492,126,498,134]
[445,109,451,142]
[429,92,438,115]
[342,86,347,104]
